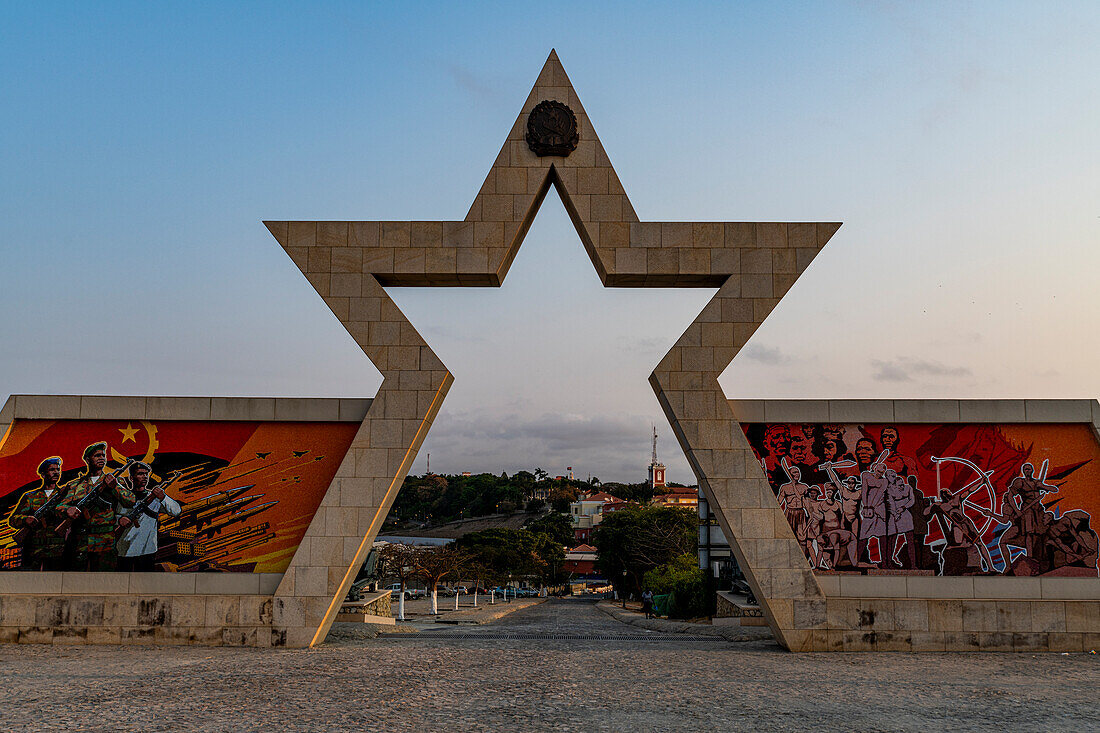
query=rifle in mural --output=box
[114,471,182,539]
[53,459,136,534]
[12,489,70,546]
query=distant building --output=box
[697,486,735,590]
[569,491,623,543]
[563,544,598,576]
[651,486,698,509]
[648,426,666,489]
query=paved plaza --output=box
[1,597,1098,732]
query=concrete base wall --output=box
[0,395,373,648]
[778,574,1100,651]
[0,594,282,646]
[0,572,296,646]
[807,597,1100,652]
[720,399,1100,651]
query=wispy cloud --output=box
[741,344,789,366]
[417,411,675,483]
[446,63,499,102]
[871,357,972,383]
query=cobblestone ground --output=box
[1,597,1098,732]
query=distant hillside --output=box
[379,511,537,539]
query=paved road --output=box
[359,595,729,647]
[1,597,1098,732]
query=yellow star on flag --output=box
[119,423,139,444]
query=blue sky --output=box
[1,2,1097,481]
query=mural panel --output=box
[742,422,1100,576]
[0,420,357,573]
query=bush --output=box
[642,554,714,619]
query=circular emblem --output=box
[525,100,579,157]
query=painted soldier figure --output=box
[762,424,792,487]
[1004,463,1053,557]
[58,442,135,571]
[776,464,814,563]
[804,485,827,568]
[885,469,917,569]
[853,437,878,475]
[1043,510,1099,574]
[926,484,996,573]
[857,462,889,566]
[6,457,68,570]
[814,487,857,569]
[822,461,862,539]
[879,426,919,480]
[115,462,181,572]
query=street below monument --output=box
[2,597,1097,731]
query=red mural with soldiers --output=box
[742,423,1100,577]
[0,420,357,573]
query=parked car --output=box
[386,583,424,600]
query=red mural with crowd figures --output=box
[741,423,1100,577]
[0,420,357,573]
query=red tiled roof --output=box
[653,493,698,503]
[580,492,623,503]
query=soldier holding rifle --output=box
[115,462,181,572]
[57,442,135,571]
[6,457,69,570]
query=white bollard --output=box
[454,589,459,611]
[490,590,495,605]
[398,590,405,621]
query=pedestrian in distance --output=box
[641,588,655,619]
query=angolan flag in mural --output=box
[0,420,357,573]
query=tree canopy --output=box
[525,512,573,546]
[388,469,608,526]
[455,527,565,585]
[592,505,696,596]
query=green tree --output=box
[601,480,655,504]
[378,542,421,620]
[642,553,713,619]
[413,544,469,614]
[455,528,564,586]
[548,482,579,513]
[592,505,696,599]
[526,512,573,546]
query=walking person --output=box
[641,588,655,619]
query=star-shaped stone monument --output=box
[264,50,841,649]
